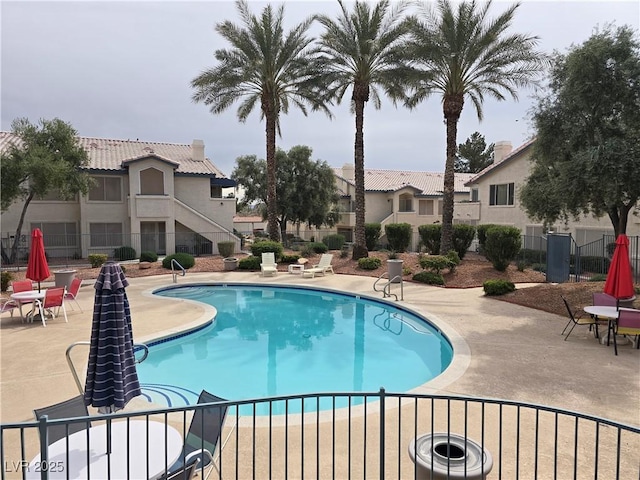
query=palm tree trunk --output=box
[352,86,368,260]
[441,95,463,254]
[264,101,280,242]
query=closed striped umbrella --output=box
[84,262,141,413]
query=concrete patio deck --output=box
[2,271,637,426]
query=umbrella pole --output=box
[107,419,112,454]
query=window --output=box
[471,188,479,202]
[89,176,122,202]
[30,222,78,247]
[399,194,413,212]
[210,185,222,198]
[90,223,123,247]
[419,200,434,215]
[438,201,443,216]
[35,189,77,202]
[489,183,514,206]
[140,168,164,195]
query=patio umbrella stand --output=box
[26,228,50,292]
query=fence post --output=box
[379,387,385,480]
[38,415,49,480]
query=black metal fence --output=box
[1,390,638,479]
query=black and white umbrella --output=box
[84,262,141,413]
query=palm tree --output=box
[407,0,546,254]
[191,0,331,242]
[316,0,413,260]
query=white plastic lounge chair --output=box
[302,254,334,278]
[260,252,278,277]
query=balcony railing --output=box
[2,389,638,479]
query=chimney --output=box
[493,141,513,163]
[342,163,355,182]
[192,139,205,162]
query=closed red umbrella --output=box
[26,228,50,292]
[603,234,635,300]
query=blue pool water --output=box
[139,285,452,414]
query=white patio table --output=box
[25,420,182,480]
[583,305,619,346]
[10,290,46,324]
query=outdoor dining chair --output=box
[40,287,68,326]
[0,299,17,318]
[33,395,91,445]
[63,276,83,312]
[166,390,230,480]
[593,292,618,307]
[612,308,640,356]
[561,296,599,341]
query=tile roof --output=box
[0,132,229,178]
[465,138,536,185]
[333,168,474,196]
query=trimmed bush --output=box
[300,245,314,257]
[89,254,108,268]
[114,246,136,261]
[365,223,382,251]
[250,240,284,259]
[413,271,445,285]
[139,251,158,263]
[418,224,441,254]
[217,241,236,258]
[280,254,301,264]
[358,257,382,270]
[483,279,516,296]
[385,223,412,253]
[419,255,455,274]
[322,234,345,251]
[517,248,546,265]
[446,250,461,272]
[1,271,13,292]
[484,226,522,271]
[309,242,328,254]
[477,224,500,252]
[239,256,261,270]
[162,252,195,269]
[452,224,476,259]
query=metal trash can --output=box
[387,259,403,283]
[54,270,77,289]
[409,433,493,480]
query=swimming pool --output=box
[139,284,453,414]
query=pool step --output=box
[140,383,199,407]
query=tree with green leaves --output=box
[191,0,332,242]
[1,118,91,264]
[455,132,494,173]
[407,0,545,255]
[521,26,640,238]
[316,0,413,260]
[232,145,340,242]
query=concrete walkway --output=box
[1,271,638,426]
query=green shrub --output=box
[114,246,137,261]
[588,273,607,282]
[477,224,500,252]
[418,224,441,254]
[139,251,158,263]
[309,242,328,254]
[484,226,522,271]
[413,271,445,285]
[162,252,195,269]
[517,248,546,264]
[402,266,413,276]
[446,250,461,272]
[385,223,412,253]
[239,256,261,270]
[89,254,108,268]
[1,271,13,292]
[322,234,345,251]
[358,257,382,270]
[419,255,455,274]
[217,241,236,258]
[387,250,399,260]
[120,265,127,274]
[452,224,476,259]
[531,263,546,273]
[579,255,611,274]
[483,279,516,296]
[365,223,382,251]
[516,260,527,272]
[340,248,349,259]
[300,245,314,257]
[250,240,284,259]
[280,254,301,264]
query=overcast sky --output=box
[2,1,639,178]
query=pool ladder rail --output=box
[65,341,149,395]
[171,258,186,283]
[373,272,404,301]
